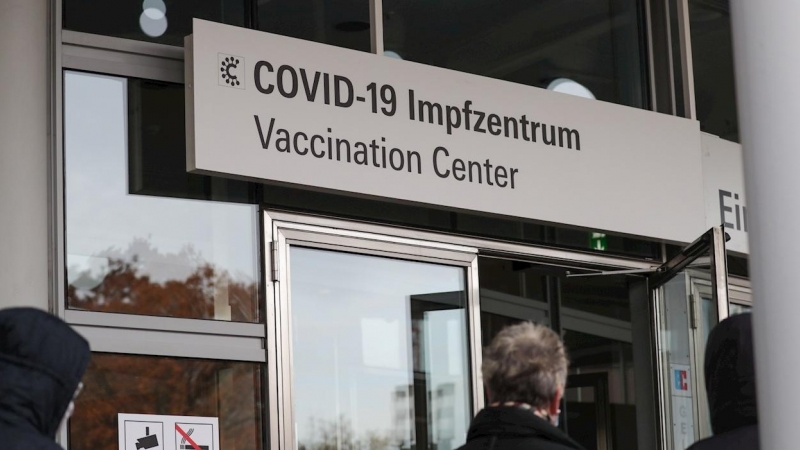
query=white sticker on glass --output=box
[118,414,219,450]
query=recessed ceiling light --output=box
[140,0,168,37]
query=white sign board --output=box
[701,133,749,253]
[186,19,706,243]
[118,413,219,450]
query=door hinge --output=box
[270,240,280,282]
[689,294,698,329]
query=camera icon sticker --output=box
[123,420,164,450]
[218,53,245,89]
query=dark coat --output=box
[0,308,91,449]
[688,313,759,450]
[457,406,584,450]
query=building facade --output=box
[0,1,750,450]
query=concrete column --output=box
[730,2,800,449]
[0,0,51,310]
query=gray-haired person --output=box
[456,322,584,450]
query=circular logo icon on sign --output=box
[218,54,245,89]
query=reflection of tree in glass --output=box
[69,354,264,450]
[67,238,258,321]
[300,415,393,450]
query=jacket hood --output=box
[704,313,757,435]
[468,406,582,449]
[0,308,90,439]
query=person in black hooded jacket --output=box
[0,307,91,449]
[456,322,584,450]
[688,313,759,450]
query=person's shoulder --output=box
[534,438,584,450]
[522,431,585,450]
[512,436,583,450]
[458,435,583,450]
[687,425,759,450]
[0,426,63,450]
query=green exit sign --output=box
[590,232,607,251]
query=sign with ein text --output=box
[186,19,706,242]
[701,134,749,254]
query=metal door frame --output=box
[648,226,729,450]
[264,211,485,450]
[687,275,715,439]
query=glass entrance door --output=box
[263,212,729,450]
[648,227,729,450]
[266,217,483,450]
[477,258,646,450]
[289,248,471,450]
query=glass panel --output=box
[383,0,648,109]
[562,275,640,450]
[258,0,371,52]
[698,293,717,347]
[564,383,599,450]
[727,254,749,278]
[697,291,716,437]
[477,257,644,449]
[126,78,255,204]
[659,274,698,449]
[729,303,751,316]
[65,71,259,322]
[289,247,471,450]
[263,184,662,260]
[69,354,264,449]
[564,331,637,450]
[478,258,549,346]
[658,269,723,448]
[657,230,730,448]
[689,0,738,142]
[561,276,632,322]
[63,0,246,47]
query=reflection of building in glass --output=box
[411,318,425,373]
[393,382,457,450]
[431,383,455,450]
[392,385,415,450]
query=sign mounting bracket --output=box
[565,267,662,278]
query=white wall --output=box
[732,2,800,449]
[0,0,51,310]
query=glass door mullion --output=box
[467,256,485,415]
